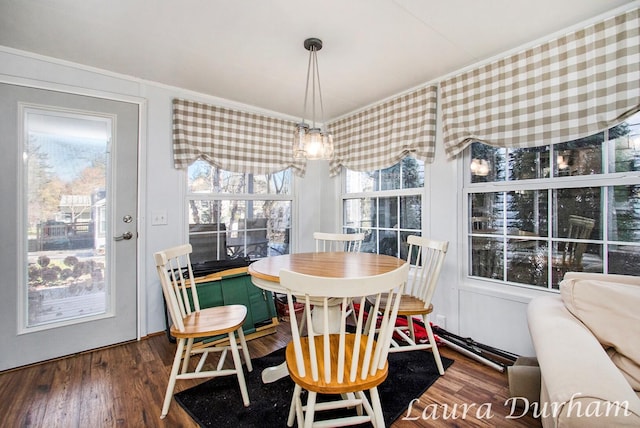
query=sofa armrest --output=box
[528,295,640,427]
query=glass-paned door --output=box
[0,83,139,370]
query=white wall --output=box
[0,46,550,358]
[295,160,340,253]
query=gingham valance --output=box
[441,7,640,159]
[327,85,438,176]
[172,98,306,175]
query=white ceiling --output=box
[0,0,635,120]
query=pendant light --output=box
[293,38,334,160]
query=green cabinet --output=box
[194,267,278,340]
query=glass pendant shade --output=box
[293,123,308,159]
[294,125,334,160]
[304,128,324,160]
[321,131,334,158]
[292,38,334,161]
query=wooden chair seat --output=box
[169,304,247,339]
[286,334,388,395]
[373,294,434,317]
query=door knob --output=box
[114,231,133,241]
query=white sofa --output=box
[527,272,640,427]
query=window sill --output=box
[458,276,557,304]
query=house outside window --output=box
[342,157,424,260]
[466,112,640,290]
[187,160,292,264]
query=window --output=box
[343,157,424,259]
[467,112,640,290]
[187,160,292,263]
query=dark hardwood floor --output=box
[0,321,541,427]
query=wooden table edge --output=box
[248,264,279,283]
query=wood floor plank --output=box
[42,357,83,427]
[0,321,541,427]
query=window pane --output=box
[268,201,291,256]
[506,190,548,236]
[554,133,603,177]
[360,229,378,254]
[400,230,419,261]
[268,170,292,194]
[188,161,248,194]
[188,160,215,193]
[249,171,292,195]
[344,198,376,229]
[380,164,401,191]
[553,188,601,240]
[551,241,603,289]
[217,170,245,193]
[608,113,640,173]
[235,202,290,259]
[221,200,246,233]
[507,239,548,287]
[188,199,221,225]
[379,230,399,256]
[379,197,398,229]
[470,192,504,234]
[608,244,640,276]
[400,195,421,229]
[25,111,110,326]
[470,237,503,279]
[609,184,640,242]
[249,174,268,195]
[188,221,227,263]
[189,199,290,261]
[508,146,550,180]
[402,157,424,189]
[188,162,292,195]
[470,142,506,183]
[345,170,377,193]
[188,199,228,263]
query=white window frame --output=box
[341,159,425,257]
[463,122,640,292]
[185,164,295,262]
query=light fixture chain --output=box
[311,48,317,128]
[302,46,314,123]
[314,48,326,128]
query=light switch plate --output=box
[151,209,168,225]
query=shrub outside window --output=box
[467,112,640,290]
[187,160,292,263]
[343,157,424,259]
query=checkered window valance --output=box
[172,98,306,175]
[441,7,640,159]
[327,85,438,176]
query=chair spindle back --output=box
[314,232,365,253]
[154,243,200,333]
[405,236,449,308]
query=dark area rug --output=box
[175,347,453,427]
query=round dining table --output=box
[248,251,407,383]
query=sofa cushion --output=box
[560,276,640,391]
[529,295,640,427]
